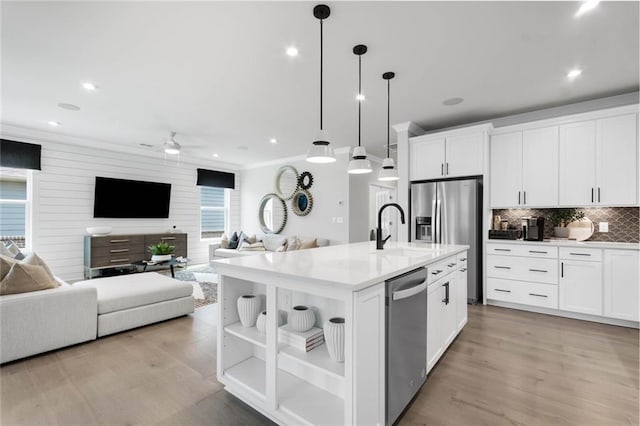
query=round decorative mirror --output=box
[275,165,300,200]
[258,193,287,234]
[291,189,313,216]
[299,171,314,190]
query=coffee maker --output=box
[522,216,545,241]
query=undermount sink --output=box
[371,248,433,257]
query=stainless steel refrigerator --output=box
[410,178,482,303]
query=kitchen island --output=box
[213,241,468,425]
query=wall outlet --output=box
[336,217,344,224]
[599,222,609,232]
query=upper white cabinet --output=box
[410,125,489,181]
[490,126,558,208]
[559,113,638,206]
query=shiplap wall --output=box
[29,139,240,281]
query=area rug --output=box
[174,265,218,308]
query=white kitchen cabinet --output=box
[410,126,488,181]
[490,126,558,207]
[604,250,639,321]
[595,114,638,205]
[559,259,603,316]
[456,254,468,332]
[560,114,638,206]
[426,280,443,374]
[441,274,457,348]
[410,137,445,181]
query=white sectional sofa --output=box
[0,272,194,363]
[210,234,330,260]
[0,279,98,364]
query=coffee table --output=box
[132,257,188,278]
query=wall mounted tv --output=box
[93,177,171,218]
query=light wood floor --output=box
[1,304,638,425]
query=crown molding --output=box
[392,122,425,136]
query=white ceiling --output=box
[2,1,638,166]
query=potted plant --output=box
[148,241,175,262]
[548,208,585,238]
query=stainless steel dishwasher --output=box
[386,267,428,425]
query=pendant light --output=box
[306,4,336,164]
[378,72,399,181]
[348,45,372,174]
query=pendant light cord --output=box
[358,54,362,147]
[320,19,323,131]
[387,78,390,158]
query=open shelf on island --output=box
[224,357,266,400]
[277,368,344,425]
[278,343,345,379]
[224,322,266,348]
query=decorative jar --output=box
[288,305,315,332]
[237,295,261,327]
[324,317,345,363]
[151,254,172,262]
[256,311,267,334]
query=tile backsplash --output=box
[493,207,639,243]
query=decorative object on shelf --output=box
[291,189,313,216]
[258,193,287,234]
[278,324,324,352]
[378,72,399,181]
[348,44,372,174]
[288,305,316,332]
[256,311,267,334]
[549,208,585,238]
[148,241,175,262]
[298,171,314,190]
[275,165,300,200]
[567,217,595,241]
[324,317,345,363]
[306,4,336,164]
[85,226,112,236]
[237,295,261,327]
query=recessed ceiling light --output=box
[47,120,61,127]
[82,82,98,91]
[270,138,277,144]
[356,94,365,101]
[57,103,81,111]
[576,0,600,17]
[443,97,464,106]
[286,46,299,57]
[213,153,219,158]
[567,68,583,79]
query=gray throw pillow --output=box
[263,234,287,252]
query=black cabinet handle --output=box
[431,269,443,275]
[460,257,467,261]
[447,262,457,267]
[495,289,511,293]
[518,191,521,204]
[529,250,548,254]
[591,188,594,203]
[494,265,511,270]
[460,268,467,272]
[523,191,527,205]
[494,248,511,252]
[446,163,449,175]
[529,269,548,273]
[561,262,564,277]
[569,252,591,256]
[598,187,601,203]
[441,163,444,176]
[529,293,548,298]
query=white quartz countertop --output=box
[487,239,640,251]
[213,241,468,291]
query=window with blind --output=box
[0,168,28,248]
[200,186,228,239]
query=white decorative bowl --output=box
[151,254,172,262]
[288,305,315,332]
[86,226,112,236]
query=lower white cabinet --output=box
[427,253,466,374]
[604,250,640,321]
[559,259,603,316]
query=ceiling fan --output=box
[139,131,211,164]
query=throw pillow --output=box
[238,242,266,252]
[299,238,319,250]
[4,241,25,260]
[0,254,19,281]
[0,263,58,296]
[263,234,287,252]
[220,233,229,249]
[286,236,300,251]
[275,245,286,253]
[228,232,239,249]
[23,253,58,284]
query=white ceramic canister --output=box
[324,317,345,363]
[237,295,261,327]
[288,305,315,332]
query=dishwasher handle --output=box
[392,280,427,301]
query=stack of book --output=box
[278,324,324,352]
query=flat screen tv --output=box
[93,177,171,218]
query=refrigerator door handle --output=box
[435,199,441,243]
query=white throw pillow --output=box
[287,236,301,251]
[263,234,287,252]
